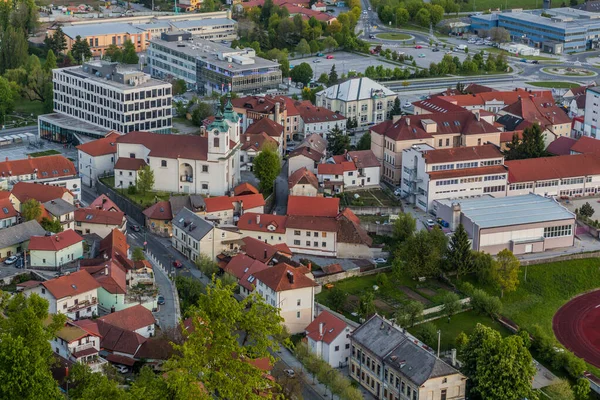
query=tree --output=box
[459,324,536,400]
[492,249,520,297]
[327,124,350,155]
[66,363,128,400]
[0,76,18,125]
[191,102,214,126]
[121,40,139,64]
[357,292,375,319]
[195,253,219,278]
[164,279,283,398]
[0,293,66,400]
[21,199,42,221]
[471,289,503,318]
[579,202,595,218]
[395,300,423,328]
[573,378,591,400]
[392,212,416,245]
[415,8,431,27]
[390,97,401,118]
[132,247,145,261]
[273,365,303,400]
[395,7,410,25]
[175,276,205,315]
[309,39,320,55]
[40,217,63,233]
[71,35,92,64]
[0,27,28,74]
[295,38,311,57]
[328,65,338,85]
[172,79,187,95]
[128,366,170,399]
[355,131,371,150]
[505,123,546,160]
[317,72,329,84]
[398,227,447,278]
[570,0,579,5]
[46,26,67,55]
[489,27,510,43]
[544,379,574,400]
[253,142,281,196]
[414,322,438,347]
[441,292,461,320]
[136,165,155,195]
[328,286,347,312]
[447,223,473,279]
[104,44,123,62]
[290,62,313,85]
[323,36,338,51]
[44,50,57,72]
[473,251,495,285]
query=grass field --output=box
[481,46,556,61]
[27,150,61,158]
[13,98,45,117]
[100,176,171,208]
[527,81,581,89]
[376,33,412,41]
[338,188,400,207]
[458,0,548,11]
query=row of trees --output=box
[376,0,459,28]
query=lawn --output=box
[458,0,551,11]
[338,188,400,208]
[408,310,511,351]
[527,81,581,89]
[376,33,412,41]
[13,98,45,117]
[481,47,556,61]
[27,150,61,158]
[100,176,171,209]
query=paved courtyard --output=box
[0,140,77,162]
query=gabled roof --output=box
[421,144,503,164]
[224,253,268,292]
[89,194,121,212]
[237,213,287,234]
[116,131,212,161]
[347,150,380,169]
[98,305,155,332]
[295,102,346,124]
[253,263,317,292]
[99,228,129,260]
[30,229,83,251]
[288,167,319,189]
[241,132,278,152]
[317,77,396,102]
[204,193,265,213]
[172,208,214,241]
[143,201,173,221]
[0,220,45,249]
[501,96,571,127]
[43,198,76,217]
[318,161,356,175]
[11,182,71,204]
[75,319,145,356]
[412,96,466,113]
[76,132,120,156]
[0,155,76,180]
[287,196,339,217]
[0,197,17,219]
[547,136,577,156]
[297,133,328,154]
[570,136,600,155]
[233,182,260,196]
[169,195,206,215]
[289,146,323,162]
[41,270,100,299]
[74,208,125,226]
[336,208,372,246]
[241,236,292,263]
[232,96,280,114]
[306,311,349,344]
[114,157,147,171]
[81,259,128,295]
[245,117,284,138]
[506,154,600,182]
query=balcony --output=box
[67,297,98,312]
[74,342,95,353]
[82,355,108,373]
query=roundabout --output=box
[553,289,600,368]
[541,66,597,77]
[375,32,414,41]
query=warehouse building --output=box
[433,194,575,255]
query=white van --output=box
[455,44,468,52]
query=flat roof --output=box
[62,22,145,39]
[61,64,169,90]
[437,194,574,229]
[171,18,235,29]
[39,114,112,137]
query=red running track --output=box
[553,290,600,369]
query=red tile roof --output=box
[336,208,372,246]
[237,213,287,233]
[232,96,280,114]
[245,117,284,138]
[428,165,507,180]
[233,182,260,196]
[75,319,145,355]
[75,208,125,226]
[241,236,292,263]
[0,155,76,180]
[11,182,71,204]
[347,150,380,169]
[270,95,300,116]
[81,259,128,295]
[0,197,17,219]
[499,130,524,143]
[116,131,211,161]
[89,194,121,212]
[506,154,600,182]
[305,311,348,344]
[253,263,317,292]
[204,193,265,213]
[547,136,577,156]
[296,102,346,124]
[76,132,120,156]
[42,270,101,299]
[99,228,130,260]
[241,132,278,152]
[441,88,553,108]
[287,196,339,217]
[318,162,356,175]
[286,215,338,231]
[413,96,466,113]
[502,96,571,128]
[422,144,503,164]
[322,263,343,274]
[143,201,173,220]
[288,167,319,189]
[98,304,155,332]
[289,146,323,162]
[29,229,84,251]
[224,253,268,291]
[570,136,600,155]
[114,158,147,171]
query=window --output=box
[294,230,301,236]
[345,343,350,349]
[544,225,572,238]
[306,241,311,246]
[213,137,219,148]
[306,231,311,237]
[161,160,167,167]
[442,378,447,384]
[202,165,209,172]
[296,311,301,318]
[129,153,135,158]
[297,299,301,306]
[321,232,327,237]
[313,232,318,237]
[43,259,46,263]
[119,171,123,176]
[294,240,300,245]
[322,242,326,247]
[335,345,340,351]
[41,288,45,294]
[202,184,208,190]
[441,389,447,400]
[129,172,133,176]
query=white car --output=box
[402,101,411,108]
[116,365,129,374]
[284,369,296,378]
[394,188,402,196]
[4,255,18,265]
[368,6,371,10]
[373,258,387,264]
[426,219,436,228]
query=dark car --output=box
[531,60,539,64]
[128,224,141,232]
[432,48,440,52]
[173,260,183,268]
[157,295,165,305]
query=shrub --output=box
[470,289,502,317]
[127,185,137,195]
[376,273,389,288]
[414,322,438,347]
[459,281,475,295]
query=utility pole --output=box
[437,330,441,358]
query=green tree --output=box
[46,26,67,55]
[104,44,123,62]
[573,378,591,400]
[392,212,416,245]
[43,50,57,72]
[471,288,503,318]
[191,102,214,126]
[40,217,63,233]
[328,64,338,85]
[390,97,401,118]
[164,279,283,398]
[473,251,495,285]
[25,64,52,105]
[0,293,66,400]
[132,247,145,261]
[175,276,205,315]
[328,286,347,312]
[398,227,447,278]
[290,62,313,85]
[136,165,155,195]
[441,292,461,320]
[505,123,546,160]
[459,324,536,400]
[327,124,350,155]
[323,36,338,51]
[195,253,219,278]
[447,223,473,279]
[309,39,320,55]
[543,379,574,400]
[295,38,311,57]
[0,27,28,74]
[21,198,42,221]
[414,322,438,347]
[492,249,520,297]
[71,35,92,64]
[357,292,375,319]
[570,0,579,6]
[395,7,410,25]
[0,76,18,125]
[579,202,595,218]
[121,40,139,64]
[172,78,187,95]
[355,131,371,150]
[66,363,128,400]
[415,8,431,27]
[317,72,329,84]
[395,300,423,328]
[128,366,170,399]
[253,142,281,195]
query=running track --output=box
[553,290,600,369]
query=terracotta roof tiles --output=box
[11,182,70,204]
[422,144,503,164]
[98,304,155,332]
[76,132,120,156]
[305,311,348,344]
[570,136,600,155]
[143,201,173,221]
[114,158,147,171]
[204,193,265,213]
[253,263,317,292]
[29,229,84,251]
[0,155,76,180]
[89,194,121,212]
[288,167,319,189]
[116,131,211,161]
[287,196,339,217]
[233,182,260,196]
[245,117,284,138]
[75,208,125,226]
[506,154,600,182]
[237,213,287,233]
[41,270,100,299]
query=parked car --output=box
[326,55,334,59]
[368,6,371,10]
[373,258,388,264]
[402,102,411,108]
[157,295,165,305]
[4,255,18,265]
[173,260,183,268]
[128,224,141,232]
[284,369,296,378]
[531,60,539,64]
[312,59,321,63]
[369,34,375,38]
[432,48,440,52]
[116,365,129,374]
[414,45,423,49]
[426,219,436,228]
[418,53,426,58]
[316,53,324,57]
[520,58,527,63]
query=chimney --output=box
[256,214,260,224]
[287,271,294,284]
[474,110,480,121]
[104,265,109,275]
[307,261,312,271]
[319,322,324,336]
[264,249,267,260]
[451,348,457,366]
[406,117,411,126]
[55,236,60,242]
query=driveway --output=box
[272,160,289,215]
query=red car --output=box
[414,45,422,49]
[326,55,334,59]
[173,260,183,268]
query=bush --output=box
[459,281,475,295]
[470,289,502,317]
[376,273,389,288]
[563,351,586,378]
[127,185,137,195]
[414,322,438,347]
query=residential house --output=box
[547,136,577,156]
[98,304,156,338]
[203,193,265,225]
[286,196,340,256]
[288,133,328,177]
[370,112,502,185]
[10,182,74,213]
[0,197,17,229]
[172,207,242,261]
[233,182,260,196]
[568,94,586,118]
[400,144,507,212]
[288,167,319,197]
[240,133,279,171]
[253,263,318,334]
[29,230,85,269]
[305,310,353,368]
[143,201,173,237]
[244,117,285,151]
[570,135,600,155]
[0,220,46,261]
[296,101,347,139]
[76,132,119,187]
[89,194,122,212]
[350,315,466,400]
[335,208,374,258]
[315,77,397,127]
[231,95,287,133]
[51,320,107,373]
[43,199,76,231]
[74,208,127,238]
[240,236,293,264]
[318,150,380,194]
[73,318,146,361]
[222,253,269,297]
[237,213,288,245]
[24,270,100,320]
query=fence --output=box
[520,250,600,266]
[95,177,146,225]
[347,206,403,216]
[314,265,392,287]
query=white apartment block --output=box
[401,144,507,212]
[318,150,381,194]
[582,86,600,138]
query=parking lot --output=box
[292,51,402,76]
